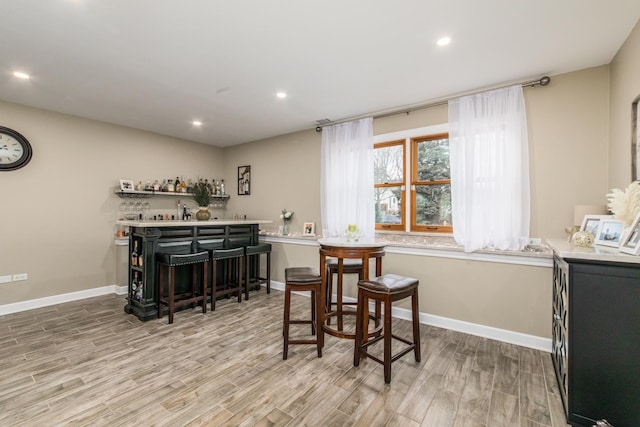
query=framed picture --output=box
[580,214,612,238]
[119,179,134,192]
[303,222,315,236]
[238,165,251,195]
[619,212,640,255]
[594,219,625,247]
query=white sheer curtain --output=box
[321,118,375,238]
[449,85,530,252]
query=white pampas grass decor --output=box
[606,181,640,227]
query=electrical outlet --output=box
[0,275,12,284]
[12,273,28,281]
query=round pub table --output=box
[318,238,386,341]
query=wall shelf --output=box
[114,188,230,200]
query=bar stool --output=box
[354,274,421,383]
[244,243,272,300]
[209,247,244,311]
[325,258,363,328]
[283,267,323,359]
[156,251,209,324]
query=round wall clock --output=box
[0,126,33,171]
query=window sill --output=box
[259,231,552,267]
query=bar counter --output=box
[117,218,271,320]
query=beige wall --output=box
[609,18,640,188]
[0,101,223,304]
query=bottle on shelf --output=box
[145,181,153,191]
[177,200,182,221]
[153,179,160,192]
[161,179,168,192]
[135,181,144,191]
[175,177,181,192]
[215,180,221,195]
[210,178,217,195]
[131,241,139,267]
[205,179,212,193]
[137,247,143,268]
[186,179,194,193]
[132,271,139,292]
[167,179,175,192]
[220,179,225,195]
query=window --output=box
[374,140,405,231]
[411,134,452,233]
[374,125,451,233]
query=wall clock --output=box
[0,126,32,171]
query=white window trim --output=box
[374,123,449,233]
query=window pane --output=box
[375,186,402,224]
[374,144,403,184]
[417,138,450,181]
[415,184,452,226]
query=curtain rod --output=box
[315,75,551,131]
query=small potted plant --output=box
[191,182,211,221]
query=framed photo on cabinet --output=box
[594,219,625,247]
[580,214,612,238]
[619,212,640,255]
[238,165,250,195]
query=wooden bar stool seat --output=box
[244,243,272,300]
[283,267,323,359]
[354,274,421,383]
[156,251,209,324]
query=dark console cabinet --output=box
[552,251,640,427]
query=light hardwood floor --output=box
[0,290,570,426]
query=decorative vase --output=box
[571,230,594,247]
[196,206,211,221]
[283,223,289,235]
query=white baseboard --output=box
[0,285,128,316]
[270,280,551,352]
[1,281,551,352]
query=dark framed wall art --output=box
[238,165,251,195]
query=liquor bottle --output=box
[177,200,182,221]
[215,180,221,195]
[137,248,143,268]
[220,179,225,195]
[153,180,160,192]
[183,204,188,220]
[161,179,168,192]
[205,179,212,193]
[175,177,181,192]
[131,241,138,267]
[210,178,217,195]
[132,272,138,292]
[186,179,194,193]
[135,181,144,191]
[167,179,175,192]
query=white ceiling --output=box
[2,1,640,147]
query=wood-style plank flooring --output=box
[0,290,570,426]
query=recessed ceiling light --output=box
[436,37,451,47]
[192,120,202,126]
[13,71,30,79]
[276,92,287,99]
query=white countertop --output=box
[546,238,640,264]
[116,219,272,227]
